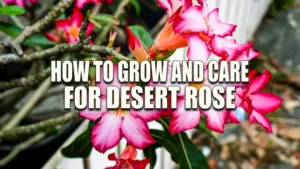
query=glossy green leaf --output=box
[143,143,160,169]
[0,21,22,38]
[129,25,154,49]
[89,18,102,28]
[0,5,25,15]
[61,129,93,158]
[90,14,120,25]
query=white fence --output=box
[43,0,272,168]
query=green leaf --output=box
[90,14,120,25]
[0,5,25,15]
[61,129,93,158]
[24,34,55,47]
[143,143,160,169]
[129,25,154,49]
[89,18,102,28]
[0,21,54,47]
[195,120,216,141]
[176,133,209,169]
[129,0,141,14]
[0,21,22,38]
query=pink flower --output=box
[45,8,94,43]
[76,0,114,9]
[4,0,38,7]
[172,0,241,63]
[80,65,158,153]
[235,70,282,133]
[126,27,148,62]
[106,145,149,169]
[147,0,191,53]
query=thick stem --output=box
[0,68,50,90]
[2,77,51,130]
[0,111,80,141]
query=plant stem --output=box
[0,68,50,90]
[0,111,80,141]
[0,133,46,167]
[95,0,129,45]
[14,0,75,44]
[2,77,51,130]
[83,157,90,169]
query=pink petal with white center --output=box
[91,112,122,153]
[249,110,273,133]
[71,8,84,27]
[202,108,227,133]
[130,109,161,122]
[121,115,155,149]
[173,6,208,34]
[157,0,182,17]
[79,98,107,121]
[96,64,121,96]
[248,70,272,94]
[186,34,211,63]
[250,92,282,114]
[207,9,237,37]
[126,27,148,62]
[197,0,209,16]
[210,36,252,59]
[169,98,200,134]
[227,110,240,123]
[128,159,150,169]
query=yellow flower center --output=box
[199,32,210,43]
[69,25,79,37]
[114,108,128,117]
[189,82,204,90]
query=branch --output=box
[0,68,50,90]
[0,43,130,64]
[0,111,80,141]
[0,133,46,167]
[2,77,51,130]
[14,0,75,44]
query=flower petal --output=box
[71,7,84,27]
[91,113,122,153]
[125,27,148,62]
[249,110,273,133]
[107,153,118,161]
[186,34,211,63]
[130,109,161,122]
[76,0,91,9]
[86,23,94,36]
[122,115,155,149]
[157,0,182,17]
[128,159,150,169]
[44,33,60,42]
[120,145,137,160]
[79,98,107,121]
[169,98,200,134]
[248,70,272,94]
[250,92,282,114]
[207,9,237,37]
[96,64,121,96]
[173,6,208,34]
[201,108,227,133]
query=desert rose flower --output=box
[79,65,158,153]
[76,0,114,9]
[105,145,149,169]
[126,27,148,62]
[45,8,94,43]
[4,0,38,7]
[235,70,282,133]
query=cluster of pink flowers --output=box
[81,0,283,154]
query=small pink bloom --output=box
[45,8,94,43]
[80,65,158,153]
[126,27,148,62]
[76,0,114,9]
[106,145,149,169]
[236,70,282,133]
[4,0,38,7]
